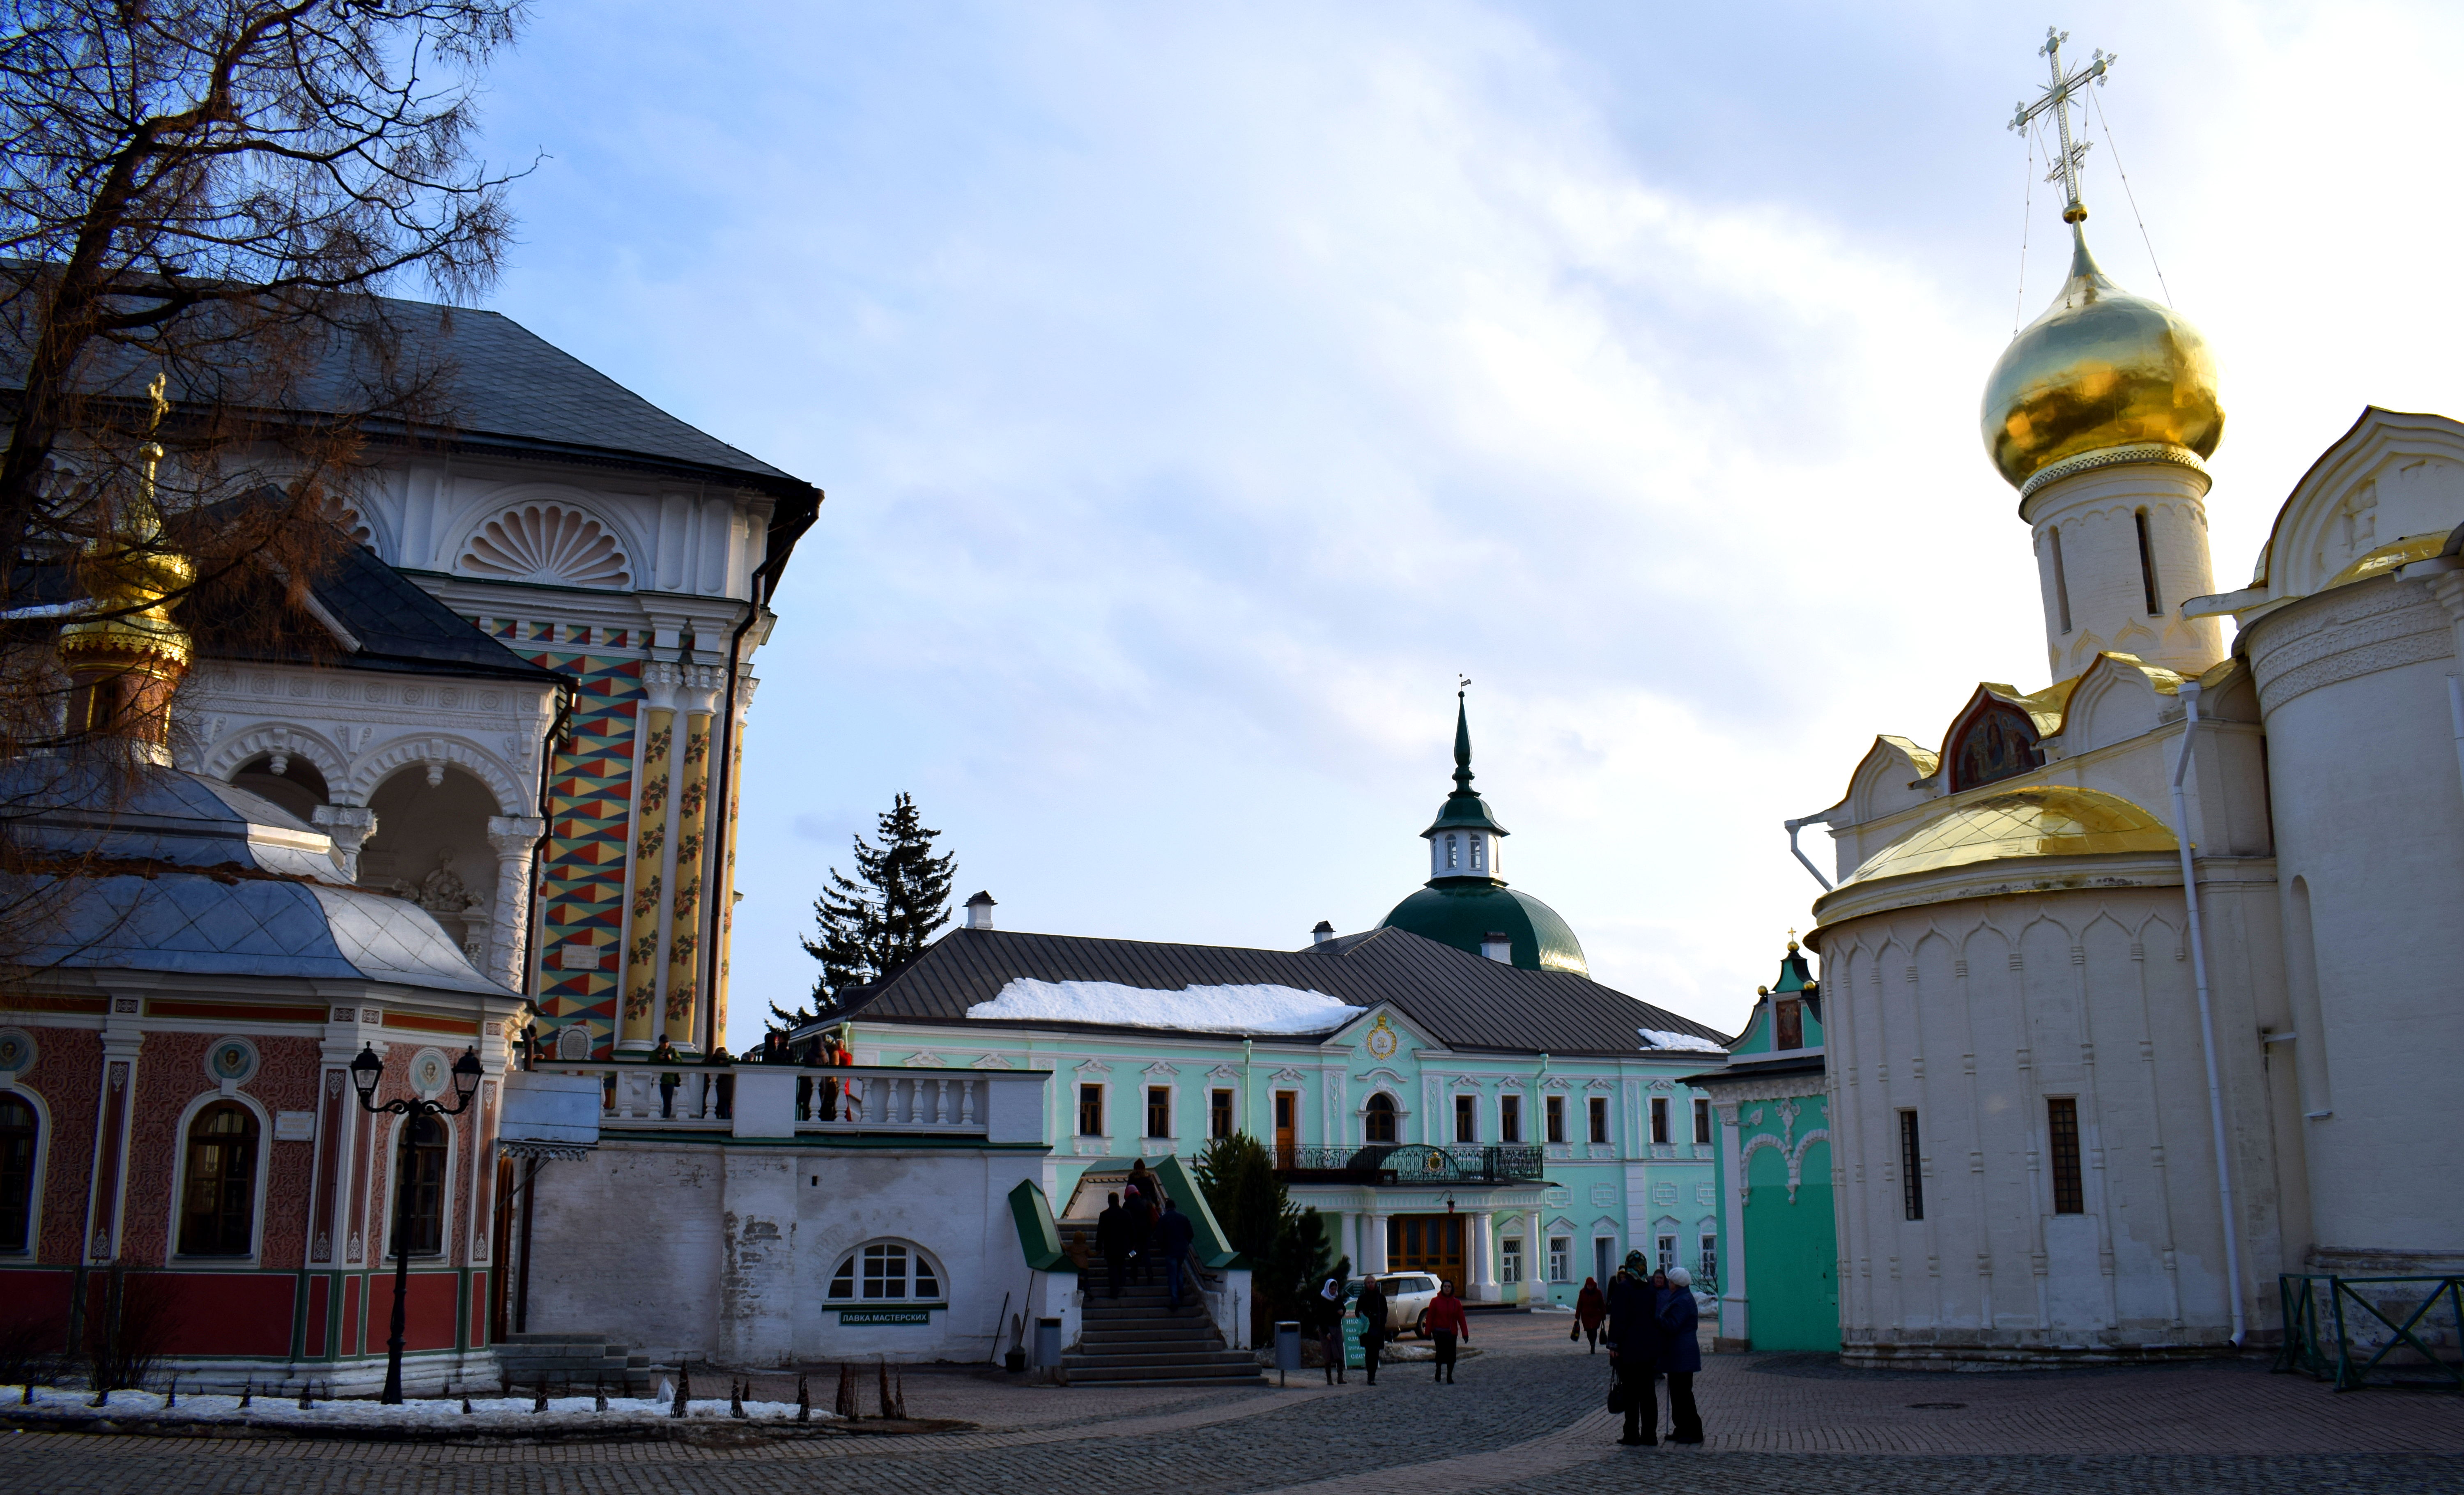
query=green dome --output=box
[1380,882,1589,977]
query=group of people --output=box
[1094,1160,1198,1309]
[1589,1253,1704,1446]
[625,1028,857,1122]
[1306,1265,1473,1387]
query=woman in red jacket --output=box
[1574,1276,1607,1352]
[1425,1279,1471,1384]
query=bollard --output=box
[1274,1320,1301,1388]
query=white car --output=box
[1349,1272,1443,1337]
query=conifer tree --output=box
[776,793,954,1028]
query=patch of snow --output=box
[968,978,1364,1035]
[0,1384,836,1427]
[1638,1028,1726,1053]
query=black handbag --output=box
[1604,1372,1628,1413]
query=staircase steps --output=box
[1059,1254,1265,1386]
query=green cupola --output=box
[1378,690,1589,976]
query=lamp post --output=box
[350,1042,483,1404]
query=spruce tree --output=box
[777,793,955,1028]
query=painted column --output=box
[1363,1210,1389,1274]
[1527,1208,1545,1303]
[485,815,545,991]
[708,678,755,1051]
[664,666,723,1049]
[618,662,679,1051]
[83,1005,143,1263]
[1471,1211,1497,1301]
[1716,1102,1749,1348]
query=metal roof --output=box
[832,925,1730,1058]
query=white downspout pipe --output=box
[2168,681,2246,1347]
[1783,814,1834,892]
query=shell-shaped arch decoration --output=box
[458,503,632,589]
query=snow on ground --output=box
[968,978,1364,1035]
[1637,1028,1726,1053]
[0,1384,837,1428]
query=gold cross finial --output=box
[145,372,168,434]
[2007,27,2116,225]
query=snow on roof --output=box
[968,977,1365,1035]
[1639,1028,1726,1054]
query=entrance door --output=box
[1388,1213,1465,1277]
[1274,1090,1297,1167]
[1594,1236,1614,1287]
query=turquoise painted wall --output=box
[1738,1096,1839,1352]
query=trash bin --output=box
[1032,1316,1063,1370]
[1274,1320,1301,1385]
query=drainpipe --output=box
[1782,813,1834,892]
[2167,680,2245,1347]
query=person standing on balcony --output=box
[1155,1195,1196,1310]
[1656,1265,1704,1444]
[1425,1279,1470,1383]
[1604,1251,1660,1446]
[1096,1192,1133,1300]
[1575,1276,1607,1352]
[651,1037,683,1118]
[1355,1275,1389,1385]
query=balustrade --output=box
[538,1061,995,1136]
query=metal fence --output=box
[2275,1273,2464,1392]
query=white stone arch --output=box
[204,723,352,798]
[445,482,644,591]
[2056,656,2172,757]
[0,1079,53,1259]
[1354,1086,1408,1146]
[163,1087,275,1266]
[823,1235,951,1304]
[2254,409,2464,598]
[1842,735,1939,826]
[349,736,528,815]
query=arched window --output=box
[1470,836,1485,871]
[827,1240,945,1303]
[0,1095,37,1254]
[1365,1092,1398,1144]
[396,1113,450,1257]
[1445,834,1459,869]
[177,1102,259,1256]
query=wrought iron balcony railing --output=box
[1272,1142,1547,1184]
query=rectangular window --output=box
[1650,1097,1671,1146]
[2135,508,2161,615]
[1453,1095,1477,1143]
[2050,524,2073,634]
[1700,1234,1719,1288]
[1499,1094,1522,1143]
[1146,1086,1171,1140]
[1545,1095,1565,1144]
[2048,1097,2085,1214]
[1692,1098,1712,1145]
[1077,1083,1104,1137]
[1656,1234,1677,1272]
[1587,1096,1609,1145]
[1899,1109,1925,1221]
[1501,1236,1523,1284]
[1547,1236,1570,1283]
[1776,998,1803,1050]
[1209,1088,1233,1140]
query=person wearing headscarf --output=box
[1657,1265,1705,1444]
[1574,1276,1607,1352]
[1313,1258,1353,1384]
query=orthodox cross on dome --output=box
[2007,26,2115,225]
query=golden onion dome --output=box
[1981,228,2223,494]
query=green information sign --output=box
[837,1308,933,1326]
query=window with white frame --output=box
[1453,1094,1477,1143]
[1700,1233,1719,1287]
[827,1240,945,1303]
[1547,1235,1570,1283]
[1656,1233,1677,1272]
[1501,1235,1523,1284]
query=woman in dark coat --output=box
[1656,1265,1704,1444]
[1574,1276,1607,1352]
[1602,1252,1659,1445]
[1354,1275,1389,1385]
[1312,1260,1351,1384]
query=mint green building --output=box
[821,701,1734,1307]
[1689,941,1839,1352]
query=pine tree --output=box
[777,793,955,1028]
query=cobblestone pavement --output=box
[4,1313,2459,1493]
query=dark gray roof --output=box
[832,926,1731,1058]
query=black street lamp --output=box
[350,1042,484,1405]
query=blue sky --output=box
[462,2,2464,1044]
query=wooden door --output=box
[1388,1213,1464,1276]
[1273,1090,1297,1166]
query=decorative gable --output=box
[458,501,633,589]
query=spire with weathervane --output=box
[1421,678,1507,885]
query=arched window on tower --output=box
[1470,836,1485,872]
[1445,834,1460,870]
[1365,1092,1398,1144]
[395,1113,451,1257]
[177,1102,259,1256]
[0,1095,37,1254]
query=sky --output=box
[457,1,2464,1048]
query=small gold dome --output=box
[1981,229,2223,492]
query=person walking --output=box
[1425,1279,1470,1383]
[1122,1182,1154,1285]
[1313,1265,1350,1384]
[1657,1265,1704,1444]
[1575,1276,1606,1352]
[1096,1192,1132,1300]
[1354,1274,1389,1385]
[1602,1251,1660,1446]
[1154,1195,1196,1309]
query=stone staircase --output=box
[1060,1225,1264,1387]
[494,1333,652,1396]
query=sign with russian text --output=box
[837,1308,932,1325]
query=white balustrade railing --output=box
[532,1061,1035,1141]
